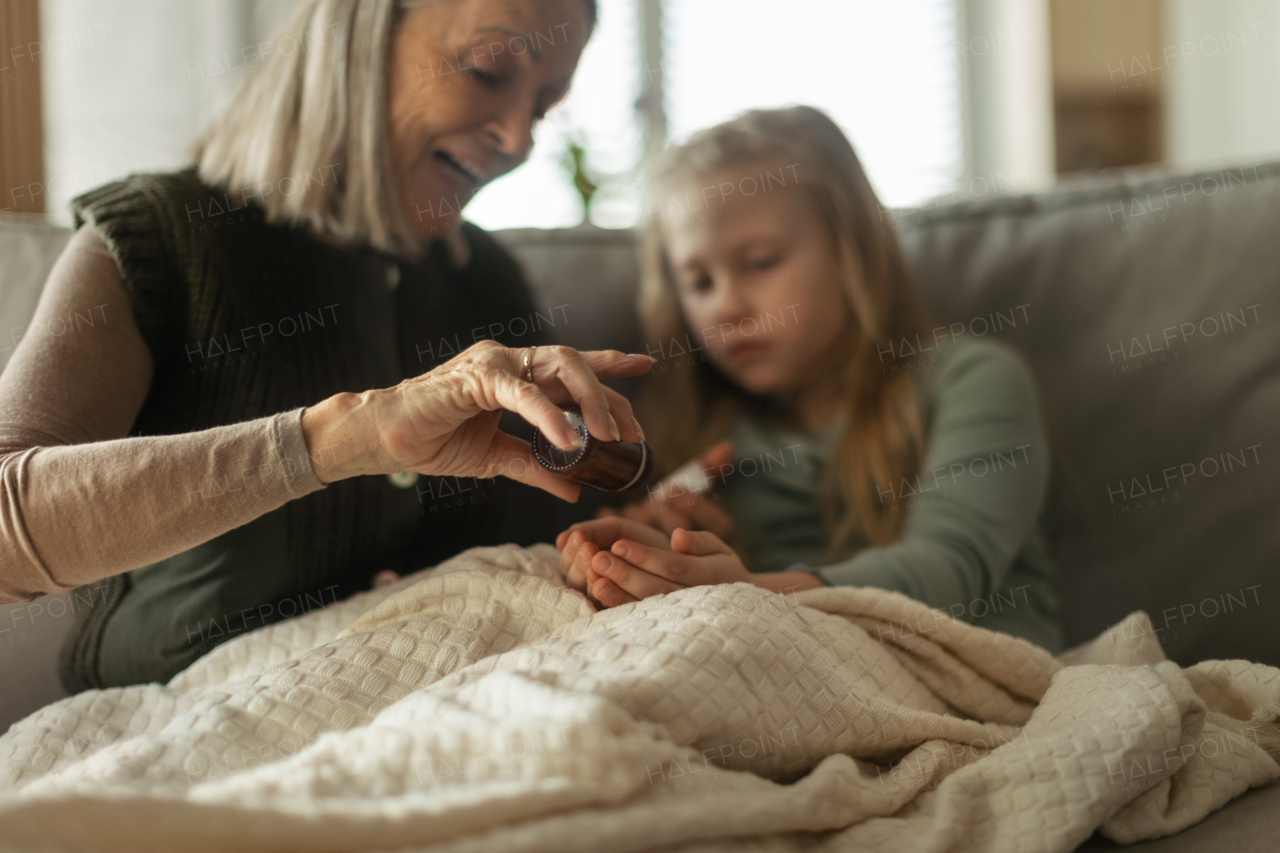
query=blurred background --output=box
[3,0,1280,228]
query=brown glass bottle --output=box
[532,403,654,491]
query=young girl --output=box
[556,106,1063,652]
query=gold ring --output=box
[523,345,537,383]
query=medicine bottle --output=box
[532,403,653,491]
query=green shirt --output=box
[716,339,1064,652]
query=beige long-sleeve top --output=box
[0,226,326,604]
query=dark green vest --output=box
[58,169,568,689]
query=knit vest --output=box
[58,169,555,689]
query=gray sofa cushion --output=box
[493,225,645,358]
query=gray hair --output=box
[195,0,597,258]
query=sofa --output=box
[2,158,1278,850]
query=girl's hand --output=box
[556,517,672,597]
[586,528,754,608]
[300,342,653,501]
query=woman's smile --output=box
[432,147,485,192]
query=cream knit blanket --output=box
[1,544,1277,853]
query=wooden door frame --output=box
[1,0,45,217]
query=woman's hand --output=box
[596,441,738,543]
[300,342,653,501]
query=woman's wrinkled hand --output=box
[300,341,653,501]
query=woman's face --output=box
[661,174,853,399]
[387,0,589,236]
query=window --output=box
[665,0,963,208]
[464,0,644,230]
[467,0,963,230]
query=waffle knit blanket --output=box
[1,544,1278,853]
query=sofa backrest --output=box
[890,161,1280,667]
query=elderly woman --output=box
[0,0,648,690]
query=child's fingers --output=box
[573,541,599,586]
[557,528,588,572]
[608,539,706,586]
[592,575,638,608]
[592,549,683,599]
[670,527,735,557]
[560,532,599,591]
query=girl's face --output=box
[661,176,853,399]
[387,0,589,236]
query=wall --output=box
[1163,0,1280,168]
[1051,0,1163,92]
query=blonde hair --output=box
[639,106,935,553]
[195,0,597,258]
